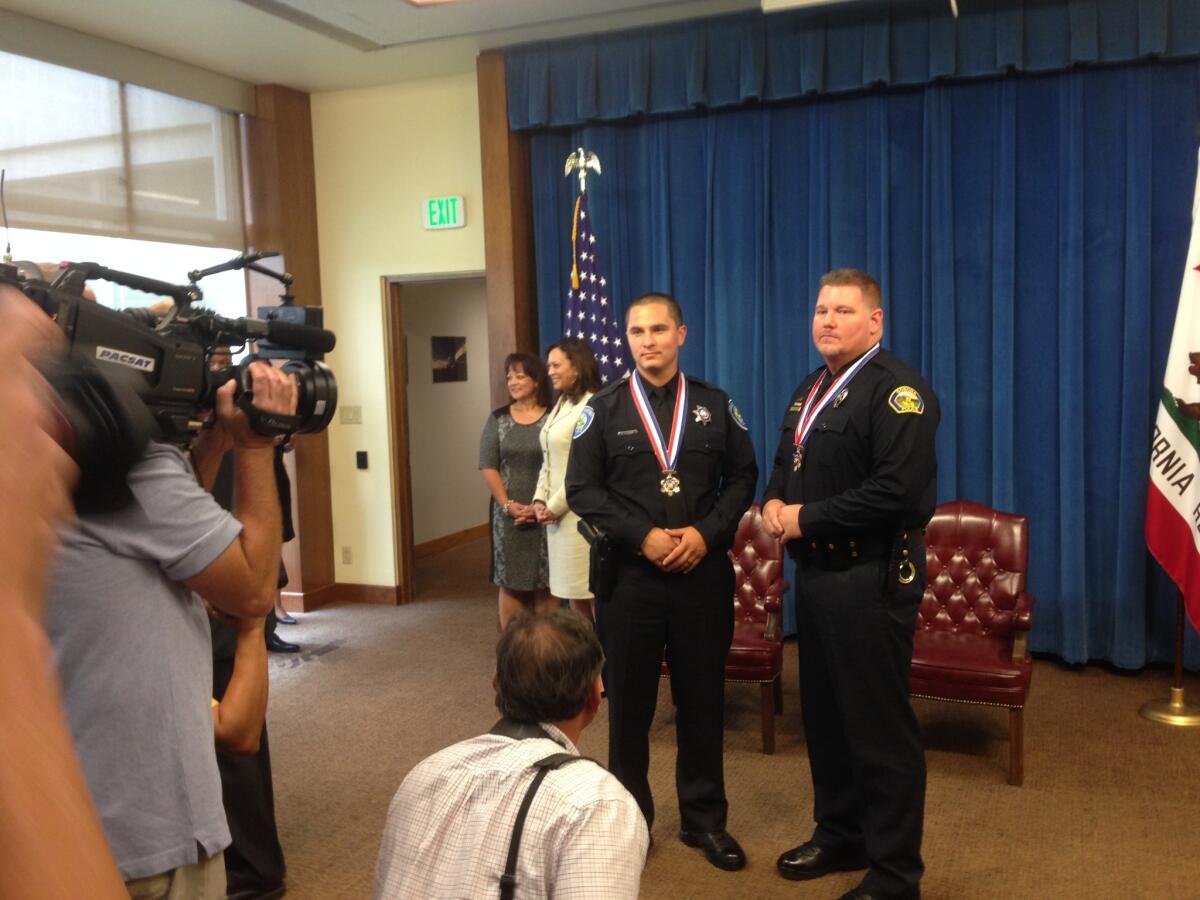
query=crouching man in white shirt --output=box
[374,609,648,900]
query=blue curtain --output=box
[507,1,1200,130]
[528,61,1200,669]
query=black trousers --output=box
[212,649,286,895]
[794,552,926,896]
[596,550,735,833]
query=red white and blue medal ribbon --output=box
[630,370,688,495]
[792,343,880,470]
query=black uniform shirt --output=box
[566,372,758,556]
[762,348,940,538]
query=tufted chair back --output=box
[911,500,1036,785]
[730,504,785,627]
[919,500,1030,640]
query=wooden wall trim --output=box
[282,582,399,611]
[242,83,335,601]
[477,50,537,408]
[280,583,338,613]
[414,523,489,560]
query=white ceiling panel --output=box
[249,0,720,47]
[0,0,758,93]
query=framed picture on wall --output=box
[431,336,467,383]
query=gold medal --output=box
[660,471,682,496]
[792,446,804,471]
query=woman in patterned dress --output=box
[533,338,602,621]
[479,353,553,629]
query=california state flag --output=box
[1147,148,1200,634]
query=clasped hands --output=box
[640,526,707,573]
[504,499,560,526]
[502,499,538,526]
[761,499,804,541]
[529,500,558,526]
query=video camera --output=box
[0,252,337,509]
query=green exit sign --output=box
[422,196,465,230]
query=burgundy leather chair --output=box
[661,504,788,753]
[910,500,1036,785]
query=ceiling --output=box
[0,0,762,94]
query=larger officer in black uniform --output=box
[566,292,757,872]
[762,269,939,900]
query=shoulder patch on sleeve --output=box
[888,385,925,415]
[572,406,596,439]
[727,399,749,431]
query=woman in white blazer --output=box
[532,338,603,621]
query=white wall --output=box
[312,71,485,586]
[401,278,492,545]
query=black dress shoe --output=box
[776,841,868,881]
[678,829,746,871]
[265,633,300,653]
[838,888,919,900]
[227,886,287,900]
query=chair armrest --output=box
[1010,593,1035,663]
[1014,592,1036,630]
[1012,631,1029,664]
[766,575,788,605]
[764,608,781,642]
[762,582,788,641]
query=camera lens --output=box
[281,359,337,434]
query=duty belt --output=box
[793,533,894,570]
[795,530,924,581]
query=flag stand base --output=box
[1139,687,1200,726]
[1139,595,1200,726]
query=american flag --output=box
[563,191,626,384]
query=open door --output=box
[383,278,416,603]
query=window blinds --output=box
[0,50,243,249]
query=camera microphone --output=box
[262,317,336,354]
[217,315,335,354]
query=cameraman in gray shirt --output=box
[45,362,297,899]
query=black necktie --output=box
[650,385,674,436]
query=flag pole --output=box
[1139,593,1200,726]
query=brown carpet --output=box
[265,538,1200,899]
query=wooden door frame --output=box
[383,271,486,603]
[242,84,336,611]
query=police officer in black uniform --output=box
[566,292,757,872]
[762,269,939,900]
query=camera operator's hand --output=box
[215,362,299,451]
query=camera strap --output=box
[488,718,596,900]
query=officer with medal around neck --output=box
[762,269,940,900]
[565,291,757,873]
